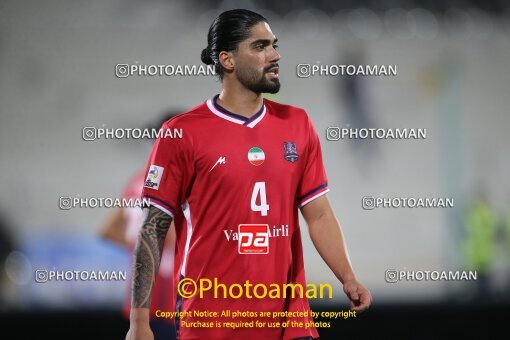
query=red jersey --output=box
[121,171,175,324]
[142,95,329,339]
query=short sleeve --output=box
[141,120,194,217]
[296,114,329,208]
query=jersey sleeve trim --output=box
[298,183,328,202]
[143,194,177,217]
[298,183,330,208]
[148,202,175,218]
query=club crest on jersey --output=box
[283,142,299,163]
[248,147,265,166]
[144,165,164,190]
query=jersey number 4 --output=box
[251,182,269,216]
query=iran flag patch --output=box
[248,147,265,166]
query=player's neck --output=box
[217,86,263,119]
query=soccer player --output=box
[126,9,371,340]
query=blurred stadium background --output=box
[1,0,509,338]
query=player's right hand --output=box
[125,324,154,340]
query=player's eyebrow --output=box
[250,38,278,47]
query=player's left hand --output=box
[342,280,372,312]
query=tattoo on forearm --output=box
[131,206,172,308]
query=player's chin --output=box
[265,84,280,94]
[263,77,281,93]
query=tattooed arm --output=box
[126,206,173,340]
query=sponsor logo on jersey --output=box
[283,142,299,163]
[238,224,269,254]
[209,156,226,172]
[224,224,289,253]
[144,165,164,190]
[248,147,265,166]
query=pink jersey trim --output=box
[298,188,330,208]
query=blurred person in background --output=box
[101,112,179,340]
[127,9,371,340]
[506,209,510,294]
[0,210,16,310]
[462,199,496,299]
[336,44,378,161]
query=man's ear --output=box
[218,51,235,73]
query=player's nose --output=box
[268,46,280,63]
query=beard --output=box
[236,64,281,94]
